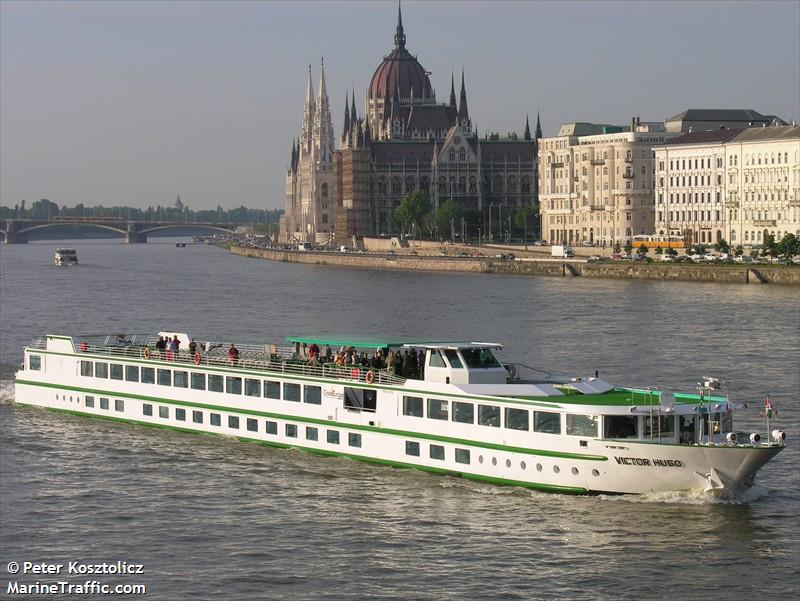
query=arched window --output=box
[449,148,456,161]
[438,177,447,194]
[378,177,387,193]
[507,175,517,193]
[405,177,416,192]
[458,177,466,194]
[450,176,456,193]
[459,147,466,162]
[321,183,328,198]
[493,174,503,193]
[469,176,477,193]
[391,177,401,194]
[521,176,530,194]
[420,177,430,194]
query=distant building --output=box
[665,109,786,133]
[654,125,800,247]
[538,119,678,246]
[281,3,539,244]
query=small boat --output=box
[54,248,78,266]
[175,242,186,248]
[14,333,787,496]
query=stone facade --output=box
[539,122,677,246]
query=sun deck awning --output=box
[454,383,564,398]
[285,335,463,349]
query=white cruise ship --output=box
[54,248,78,266]
[13,333,786,495]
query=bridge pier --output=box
[3,220,28,244]
[125,223,147,243]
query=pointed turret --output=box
[364,116,372,145]
[290,139,296,170]
[305,64,315,109]
[524,115,531,141]
[351,89,357,122]
[449,73,456,108]
[535,112,542,139]
[458,69,469,122]
[317,57,327,104]
[394,0,406,49]
[343,92,351,141]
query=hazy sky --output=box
[2,0,798,211]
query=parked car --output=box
[587,255,602,263]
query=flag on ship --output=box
[761,396,778,418]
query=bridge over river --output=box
[1,218,239,243]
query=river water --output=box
[0,239,798,600]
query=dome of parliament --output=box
[368,4,432,101]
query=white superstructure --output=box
[14,333,786,495]
[54,248,78,266]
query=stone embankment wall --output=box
[231,246,799,285]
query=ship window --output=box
[191,373,205,390]
[344,387,376,412]
[566,414,599,437]
[327,430,340,444]
[286,423,297,437]
[534,411,561,434]
[157,369,171,386]
[264,381,281,399]
[158,405,168,419]
[403,395,424,417]
[115,399,124,412]
[306,426,318,441]
[29,355,41,370]
[175,408,185,421]
[405,441,420,456]
[125,365,139,382]
[430,444,445,460]
[141,367,154,384]
[304,385,322,404]
[428,351,446,368]
[142,403,152,416]
[452,401,474,424]
[80,360,93,376]
[348,433,362,447]
[226,377,242,395]
[444,350,463,368]
[210,413,221,426]
[505,408,529,431]
[604,415,638,439]
[85,395,95,408]
[100,398,109,410]
[478,405,500,427]
[110,364,124,380]
[244,378,261,397]
[228,416,239,429]
[192,410,203,424]
[247,418,258,432]
[173,371,188,388]
[265,420,277,434]
[644,415,675,439]
[461,348,501,369]
[94,362,108,378]
[427,398,449,420]
[283,382,301,402]
[455,448,470,464]
[208,375,223,392]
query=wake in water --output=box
[0,380,15,405]
[599,484,769,505]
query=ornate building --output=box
[282,61,336,244]
[282,4,540,244]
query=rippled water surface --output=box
[1,239,798,600]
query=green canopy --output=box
[285,335,464,349]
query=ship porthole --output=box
[592,469,600,477]
[536,463,543,472]
[520,461,527,470]
[505,459,511,468]
[571,467,579,475]
[491,457,497,466]
[478,455,484,464]
[553,465,560,474]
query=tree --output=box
[714,238,730,254]
[777,233,799,258]
[733,245,744,257]
[623,241,633,254]
[654,246,663,255]
[666,247,678,257]
[638,244,649,256]
[513,206,534,240]
[613,242,621,254]
[436,199,461,241]
[393,191,431,237]
[762,233,779,258]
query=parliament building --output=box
[282,4,540,245]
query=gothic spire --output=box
[524,114,531,141]
[535,111,542,139]
[458,68,469,122]
[364,116,371,144]
[343,92,351,138]
[305,64,315,109]
[351,89,357,122]
[449,72,456,108]
[394,0,406,49]
[317,57,327,102]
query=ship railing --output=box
[29,337,47,349]
[74,341,408,386]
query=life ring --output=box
[142,347,150,360]
[365,370,375,384]
[79,342,88,352]
[193,352,201,365]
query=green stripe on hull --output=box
[16,379,607,462]
[21,403,589,495]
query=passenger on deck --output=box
[394,351,403,376]
[323,345,332,363]
[308,343,319,364]
[188,338,197,355]
[370,352,382,370]
[155,336,167,352]
[386,350,395,375]
[334,352,345,367]
[228,343,240,365]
